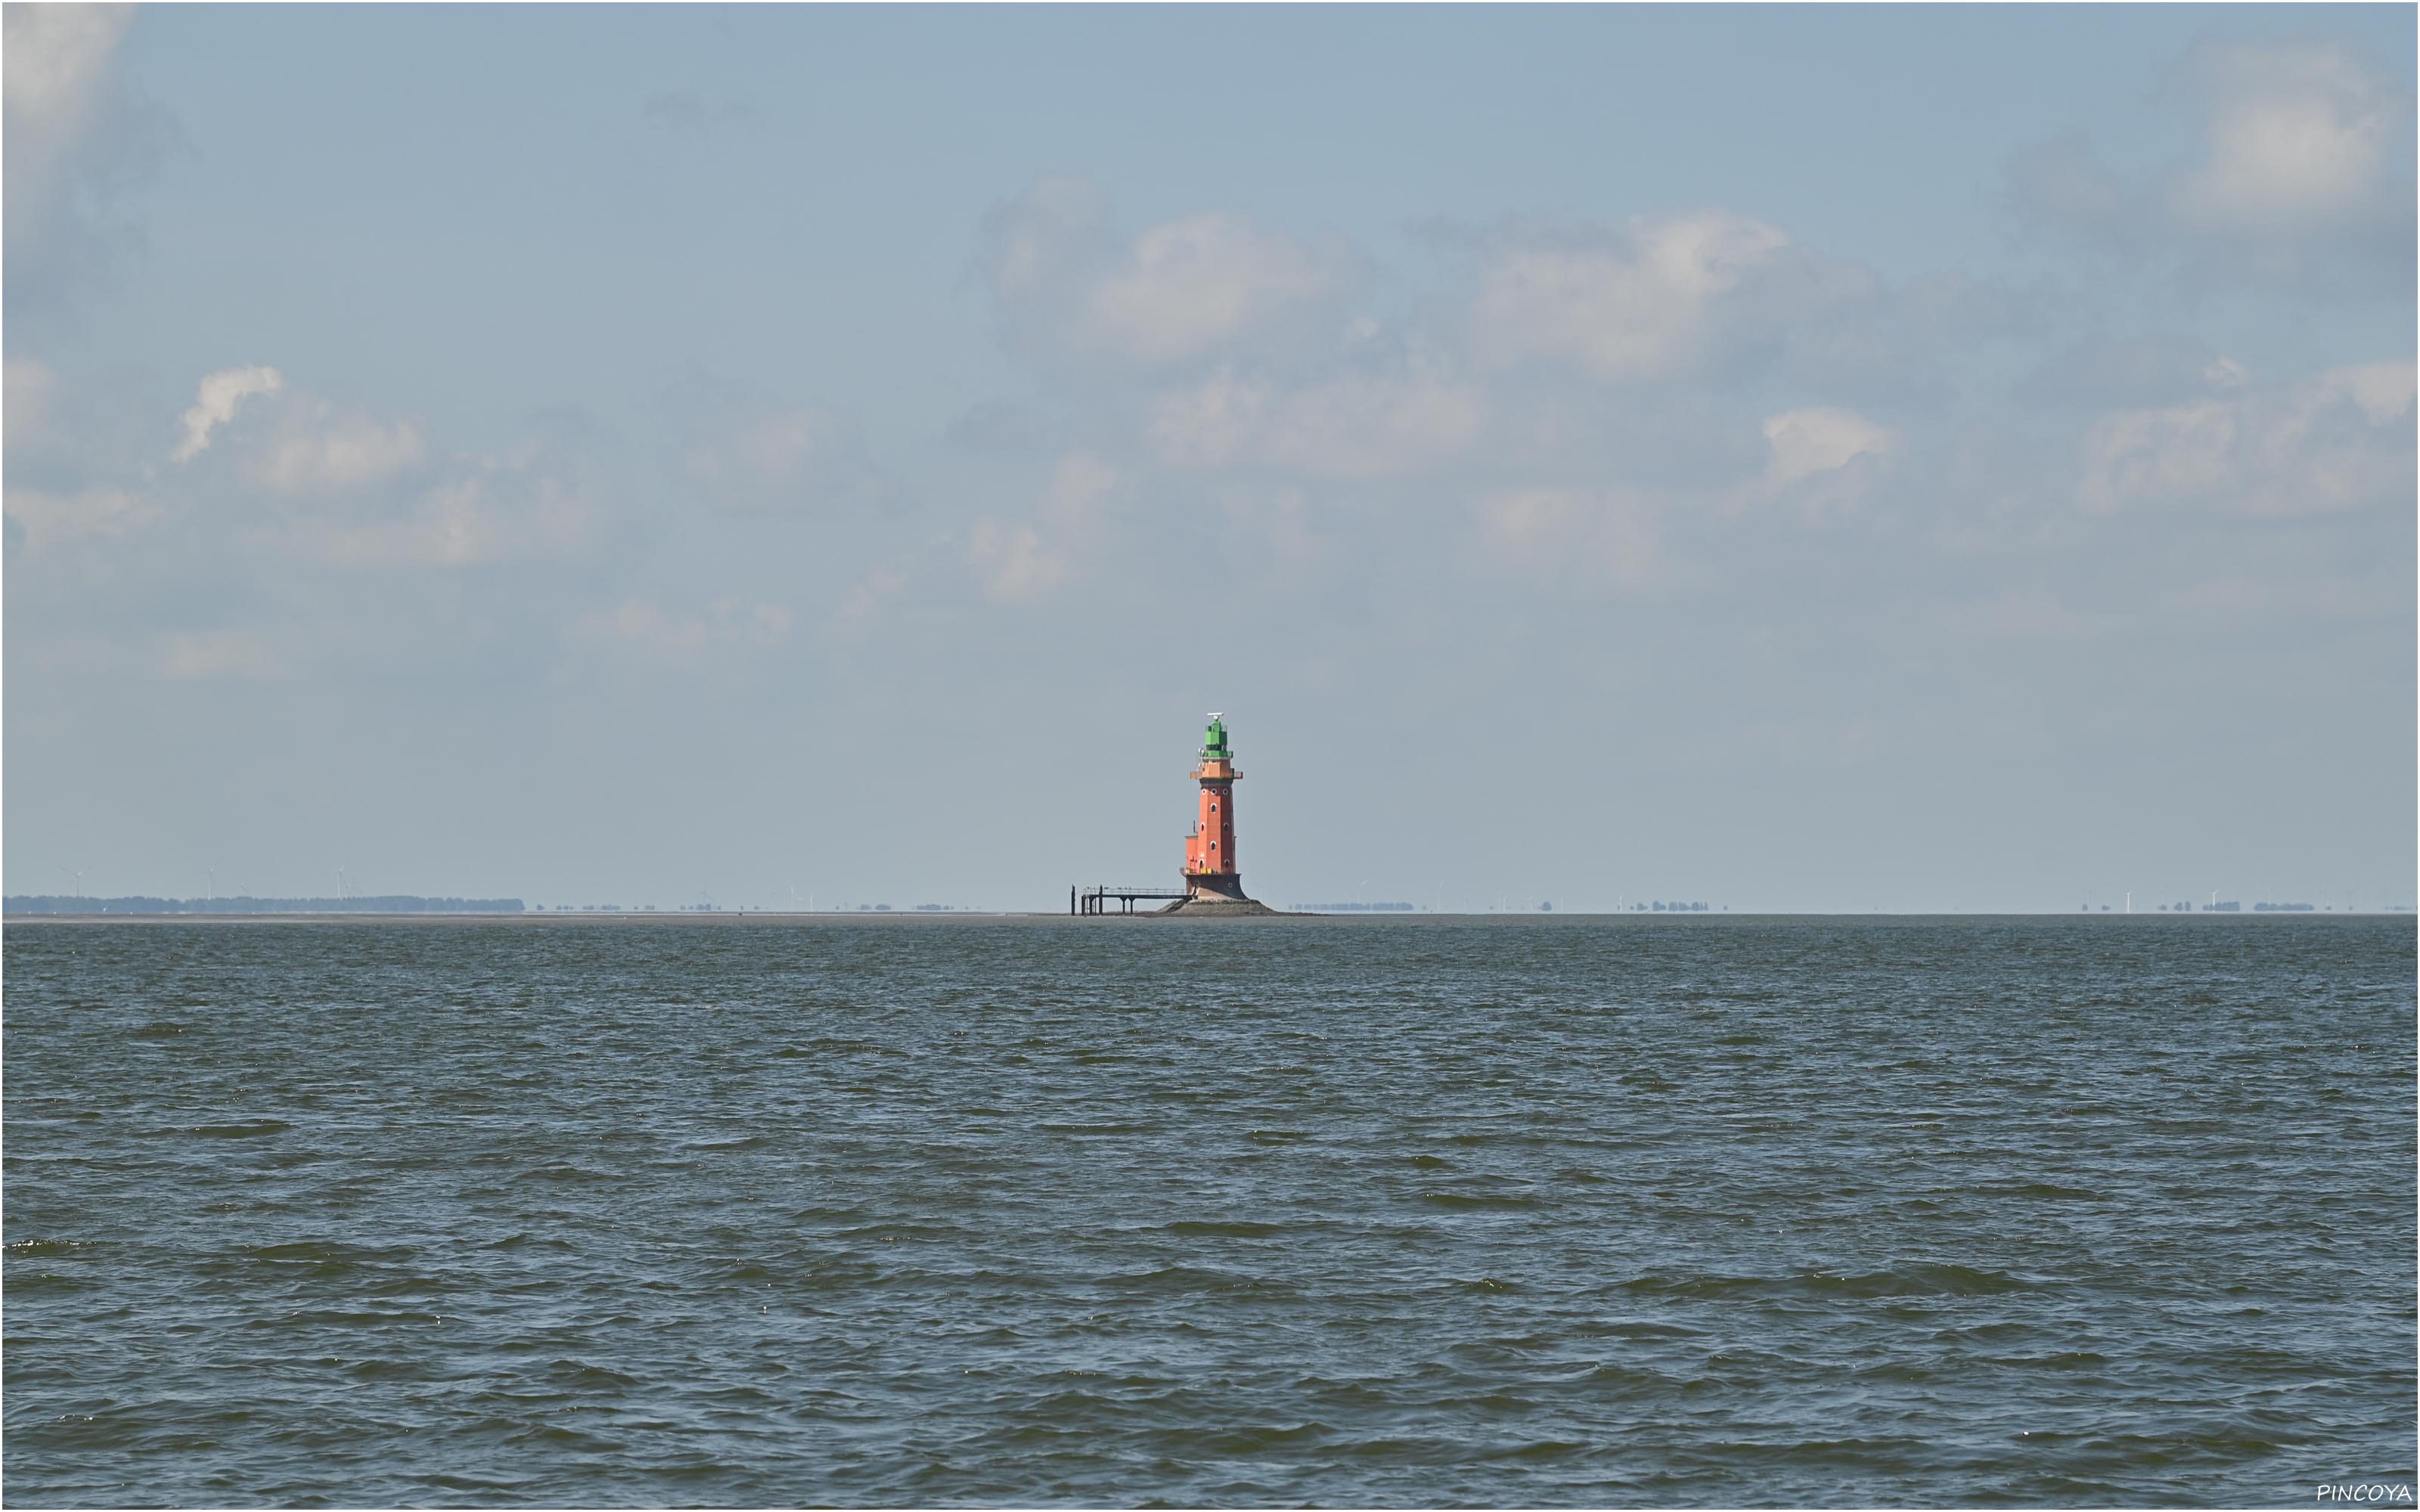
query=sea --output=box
[5,914,2412,1507]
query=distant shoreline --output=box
[7,910,2409,925]
[4,910,1054,925]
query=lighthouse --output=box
[1183,714,1248,902]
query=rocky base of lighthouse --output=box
[1158,872,1290,916]
[1153,894,1291,917]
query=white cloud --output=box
[2324,360,2417,424]
[1467,212,1793,381]
[1078,212,1336,365]
[170,367,436,498]
[1762,406,1902,488]
[959,451,1123,604]
[2168,40,2403,235]
[3,485,155,547]
[967,519,1070,603]
[4,2,173,321]
[172,365,284,462]
[984,178,1346,367]
[2081,361,2414,517]
[293,462,597,569]
[174,367,427,492]
[2,4,133,234]
[253,404,427,494]
[1457,214,2006,401]
[1147,365,1487,479]
[302,478,502,566]
[2009,39,2412,269]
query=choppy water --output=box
[5,915,2412,1507]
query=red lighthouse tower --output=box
[1182,714,1246,902]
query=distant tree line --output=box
[5,895,525,915]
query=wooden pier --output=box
[1074,885,1190,916]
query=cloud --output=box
[2009,39,2414,277]
[300,478,509,567]
[4,5,135,232]
[963,451,1123,604]
[982,178,1350,367]
[1761,407,1901,488]
[2,485,155,547]
[1467,212,1804,381]
[1083,213,1338,364]
[154,368,614,569]
[3,3,173,318]
[683,404,885,514]
[293,450,606,569]
[967,519,1070,603]
[2080,361,2414,517]
[2,5,130,166]
[1451,211,2031,404]
[253,404,427,494]
[1146,364,1488,479]
[172,367,429,494]
[2167,39,2404,236]
[172,365,284,462]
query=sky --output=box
[5,3,2414,912]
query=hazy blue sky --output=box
[7,4,2413,911]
